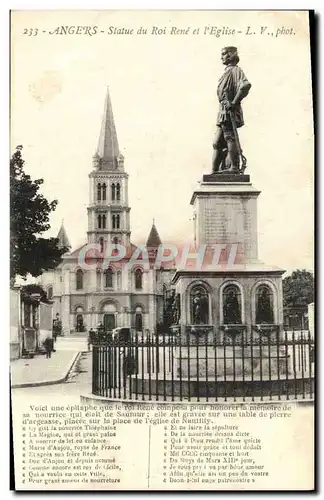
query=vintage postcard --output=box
[10,10,315,491]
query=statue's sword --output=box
[225,92,247,173]
[228,109,247,173]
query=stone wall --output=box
[10,288,21,360]
[38,302,53,345]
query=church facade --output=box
[40,88,174,335]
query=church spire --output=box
[146,220,162,247]
[88,87,130,247]
[57,222,71,252]
[94,87,123,171]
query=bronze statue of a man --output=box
[212,47,251,173]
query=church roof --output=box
[69,243,86,257]
[61,241,176,270]
[57,222,71,250]
[69,242,138,260]
[146,222,162,247]
[95,87,120,169]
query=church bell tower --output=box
[87,87,131,249]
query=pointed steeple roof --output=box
[57,221,71,251]
[95,87,122,171]
[146,220,162,247]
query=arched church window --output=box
[116,214,120,229]
[102,214,106,229]
[76,269,83,290]
[255,285,274,324]
[191,285,209,325]
[116,183,121,201]
[223,284,242,324]
[112,214,116,229]
[97,183,101,201]
[111,183,116,201]
[135,269,143,290]
[102,183,106,201]
[104,268,113,288]
[47,286,53,300]
[99,237,104,253]
[98,214,102,229]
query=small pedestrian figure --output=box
[44,336,53,358]
[123,350,137,386]
[88,329,95,352]
[53,314,61,342]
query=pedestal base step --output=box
[177,356,288,378]
[133,377,313,399]
[202,173,250,183]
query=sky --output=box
[10,10,314,275]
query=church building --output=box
[40,88,174,334]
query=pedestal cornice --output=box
[191,180,261,205]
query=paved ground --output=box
[11,350,92,402]
[10,336,89,388]
[54,335,88,352]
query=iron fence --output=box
[90,328,314,402]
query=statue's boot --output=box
[226,166,240,174]
[225,142,240,172]
[212,147,227,173]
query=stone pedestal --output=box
[168,173,287,395]
[191,179,260,263]
[176,345,289,379]
[173,268,285,331]
[174,324,288,381]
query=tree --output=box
[10,146,67,282]
[282,269,314,308]
[20,284,51,304]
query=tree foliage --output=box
[282,269,314,308]
[10,146,67,281]
[20,284,51,304]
